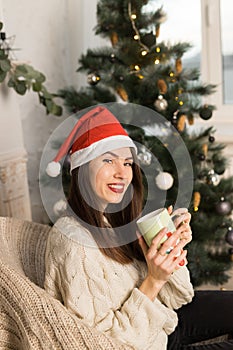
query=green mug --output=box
[136,208,176,247]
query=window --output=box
[201,0,233,123]
[148,0,233,124]
[220,0,233,105]
[145,0,201,70]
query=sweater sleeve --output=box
[158,266,194,310]
[44,223,178,350]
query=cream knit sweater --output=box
[44,216,194,350]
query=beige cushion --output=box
[0,216,131,350]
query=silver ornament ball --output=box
[137,147,152,166]
[154,95,168,111]
[155,171,174,190]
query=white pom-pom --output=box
[155,171,174,190]
[46,161,61,177]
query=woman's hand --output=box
[138,207,192,301]
[168,206,192,244]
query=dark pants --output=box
[167,290,233,349]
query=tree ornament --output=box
[110,32,118,46]
[209,135,215,143]
[155,171,174,190]
[53,199,67,216]
[177,114,186,132]
[214,163,225,175]
[137,146,152,166]
[154,95,168,111]
[206,169,220,186]
[87,73,101,85]
[199,105,213,120]
[116,86,128,101]
[215,197,232,215]
[156,24,160,38]
[175,57,182,73]
[229,248,233,262]
[225,227,233,246]
[157,79,167,94]
[198,153,206,161]
[193,191,201,212]
[188,115,194,125]
[141,31,156,48]
[202,144,208,157]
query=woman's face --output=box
[89,147,133,210]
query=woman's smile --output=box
[107,183,125,193]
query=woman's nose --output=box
[114,161,127,178]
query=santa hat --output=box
[46,105,137,177]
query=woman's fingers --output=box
[167,205,173,215]
[173,212,191,228]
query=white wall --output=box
[0,0,106,222]
[1,0,233,223]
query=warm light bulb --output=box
[131,14,137,20]
[169,71,174,77]
[156,47,161,53]
[134,65,140,71]
[141,50,148,56]
[134,34,139,40]
[179,100,184,106]
[138,74,144,79]
[154,59,160,65]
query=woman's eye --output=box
[103,159,113,164]
[124,162,133,167]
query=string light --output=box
[179,100,184,106]
[156,47,161,53]
[141,50,148,56]
[169,71,175,77]
[128,2,149,53]
[154,59,160,65]
[134,65,140,71]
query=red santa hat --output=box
[46,105,137,177]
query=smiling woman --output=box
[43,105,233,350]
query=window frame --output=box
[201,0,233,128]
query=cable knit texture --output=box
[44,216,194,350]
[0,216,133,350]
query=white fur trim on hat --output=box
[70,135,137,171]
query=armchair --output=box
[0,216,132,349]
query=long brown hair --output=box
[67,148,145,263]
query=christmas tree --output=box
[56,0,233,286]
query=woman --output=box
[44,105,233,349]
